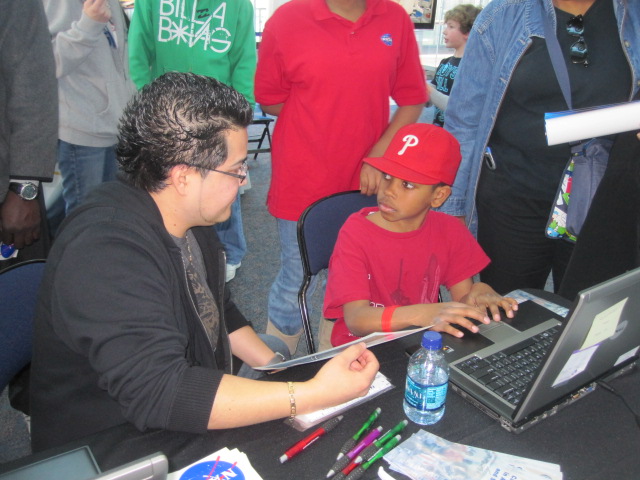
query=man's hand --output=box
[309,343,379,405]
[359,163,382,196]
[0,191,41,249]
[83,0,111,23]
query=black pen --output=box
[279,415,343,463]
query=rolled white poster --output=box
[545,101,640,146]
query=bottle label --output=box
[405,377,448,411]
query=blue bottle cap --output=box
[1,242,16,259]
[421,331,442,350]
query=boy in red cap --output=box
[324,124,518,346]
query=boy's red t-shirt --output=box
[324,208,490,346]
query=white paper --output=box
[614,345,639,367]
[505,290,570,318]
[544,101,640,146]
[552,344,598,387]
[256,326,429,370]
[580,297,626,349]
[291,371,394,431]
[378,466,395,480]
[384,430,563,480]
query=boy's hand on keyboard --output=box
[429,302,493,338]
[461,282,518,322]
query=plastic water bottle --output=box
[403,331,449,425]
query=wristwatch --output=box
[8,182,38,201]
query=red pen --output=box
[279,415,344,463]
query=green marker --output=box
[353,419,407,464]
[334,407,381,461]
[345,435,402,480]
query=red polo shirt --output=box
[255,0,427,221]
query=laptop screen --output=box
[515,267,640,424]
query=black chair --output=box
[0,259,46,393]
[297,191,378,353]
[248,107,274,160]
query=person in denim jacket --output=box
[441,0,640,294]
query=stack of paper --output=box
[291,371,394,431]
[384,430,563,480]
[167,447,263,480]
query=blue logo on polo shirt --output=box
[381,34,392,46]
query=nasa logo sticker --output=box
[179,459,245,480]
[381,33,393,46]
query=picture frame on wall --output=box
[394,0,438,29]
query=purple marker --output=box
[346,426,383,460]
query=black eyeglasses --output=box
[566,15,588,67]
[210,161,248,182]
[184,161,248,182]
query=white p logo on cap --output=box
[398,135,419,155]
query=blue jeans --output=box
[214,191,246,266]
[237,333,290,380]
[268,219,319,335]
[58,140,118,214]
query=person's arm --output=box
[255,17,290,118]
[52,224,227,434]
[42,0,110,79]
[359,8,427,195]
[227,0,257,106]
[228,325,277,368]
[441,9,495,218]
[208,343,378,428]
[343,296,491,339]
[260,103,283,117]
[427,83,450,111]
[1,0,57,248]
[127,0,156,89]
[359,103,425,195]
[0,192,41,248]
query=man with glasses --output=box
[29,73,379,452]
[129,0,257,283]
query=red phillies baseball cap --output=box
[364,123,462,185]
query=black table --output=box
[2,328,639,480]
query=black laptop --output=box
[441,267,640,433]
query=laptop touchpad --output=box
[479,322,520,343]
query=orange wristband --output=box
[381,305,398,333]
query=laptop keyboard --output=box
[455,326,561,406]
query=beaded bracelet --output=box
[287,381,296,424]
[381,305,398,332]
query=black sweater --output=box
[30,180,249,451]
